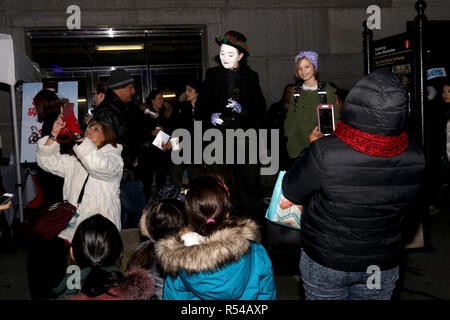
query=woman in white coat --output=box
[28,114,123,299]
[37,115,123,242]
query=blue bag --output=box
[265,170,302,230]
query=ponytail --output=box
[81,265,124,298]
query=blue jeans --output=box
[300,250,399,300]
[120,180,146,228]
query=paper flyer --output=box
[152,130,170,150]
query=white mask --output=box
[220,44,240,69]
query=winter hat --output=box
[216,30,252,56]
[108,68,134,90]
[295,51,319,70]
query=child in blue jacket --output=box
[156,175,276,300]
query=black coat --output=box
[282,70,426,272]
[195,66,266,130]
[92,89,141,181]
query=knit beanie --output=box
[108,68,134,90]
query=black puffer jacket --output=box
[282,69,425,272]
[92,89,140,181]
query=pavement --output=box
[1,187,449,300]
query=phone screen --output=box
[0,195,12,205]
[319,108,334,134]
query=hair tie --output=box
[206,218,215,224]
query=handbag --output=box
[31,175,89,241]
[262,171,303,275]
[265,170,302,230]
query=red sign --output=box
[405,40,410,49]
[28,107,37,117]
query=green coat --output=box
[284,83,339,158]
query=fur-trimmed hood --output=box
[156,218,260,275]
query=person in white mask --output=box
[195,30,267,221]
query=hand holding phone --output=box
[317,104,335,135]
[0,193,14,205]
[51,114,66,137]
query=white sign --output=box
[20,81,78,163]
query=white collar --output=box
[302,84,318,91]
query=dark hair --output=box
[185,175,239,237]
[33,89,68,122]
[71,214,124,298]
[186,79,201,93]
[335,89,349,104]
[95,81,108,95]
[86,120,117,148]
[328,82,339,91]
[145,89,163,106]
[279,83,295,103]
[126,199,186,271]
[147,199,186,241]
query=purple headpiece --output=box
[295,51,318,70]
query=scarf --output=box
[333,121,408,157]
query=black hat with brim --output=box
[215,30,252,57]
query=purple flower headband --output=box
[295,51,318,70]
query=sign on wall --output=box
[373,32,413,91]
[21,81,78,163]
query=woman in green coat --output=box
[284,51,340,163]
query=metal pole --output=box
[9,84,24,223]
[144,33,152,93]
[363,20,374,75]
[413,0,427,150]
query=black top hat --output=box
[215,30,252,56]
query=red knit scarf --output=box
[333,121,408,157]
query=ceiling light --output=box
[163,94,176,98]
[96,44,144,51]
[78,98,87,103]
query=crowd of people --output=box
[17,29,450,301]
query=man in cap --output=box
[92,68,145,228]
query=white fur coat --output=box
[36,136,123,242]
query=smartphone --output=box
[62,102,74,118]
[0,193,14,205]
[317,104,335,135]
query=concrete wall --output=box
[1,0,450,156]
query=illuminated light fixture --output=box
[163,93,176,98]
[78,98,87,103]
[96,44,144,51]
[107,28,114,37]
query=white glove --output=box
[211,112,223,126]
